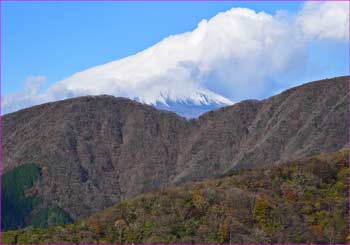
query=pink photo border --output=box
[0,0,348,244]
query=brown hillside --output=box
[2,76,348,220]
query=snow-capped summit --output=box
[42,31,234,117]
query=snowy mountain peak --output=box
[47,42,234,117]
[54,62,233,117]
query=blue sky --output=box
[1,1,349,113]
[2,1,305,95]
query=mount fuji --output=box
[50,50,234,118]
[40,27,235,118]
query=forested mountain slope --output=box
[2,76,348,225]
[3,149,348,244]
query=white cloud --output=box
[2,2,349,115]
[2,76,47,114]
[296,2,349,40]
[26,75,47,96]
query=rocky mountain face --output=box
[2,76,348,221]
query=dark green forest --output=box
[2,163,72,232]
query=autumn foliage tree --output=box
[253,196,270,229]
[114,218,127,242]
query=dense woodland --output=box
[3,149,348,244]
[2,163,72,232]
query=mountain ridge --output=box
[2,76,348,224]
